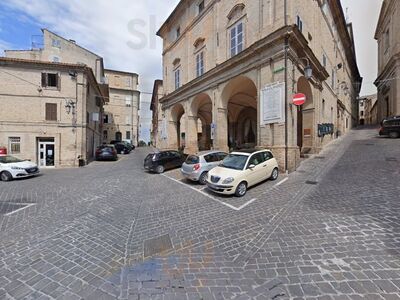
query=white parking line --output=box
[162,174,255,211]
[4,203,36,217]
[274,177,288,187]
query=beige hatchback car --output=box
[206,149,279,197]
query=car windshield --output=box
[221,154,248,170]
[185,155,199,164]
[0,156,24,164]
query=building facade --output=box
[156,0,361,171]
[150,80,164,146]
[360,94,378,125]
[375,0,400,121]
[103,70,140,146]
[0,58,106,167]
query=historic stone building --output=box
[1,29,109,167]
[0,57,107,167]
[155,0,361,171]
[150,80,164,146]
[103,69,140,146]
[375,0,400,121]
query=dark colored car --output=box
[379,116,400,138]
[110,140,135,151]
[144,150,186,173]
[95,145,118,161]
[113,142,131,154]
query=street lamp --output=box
[65,99,76,114]
[298,57,312,80]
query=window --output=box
[331,69,335,89]
[198,0,205,14]
[248,153,265,167]
[52,56,60,63]
[52,39,61,48]
[41,73,59,88]
[384,29,390,52]
[104,114,109,124]
[176,27,181,40]
[322,54,327,68]
[86,112,90,124]
[8,137,21,154]
[126,131,131,140]
[230,22,244,57]
[125,77,131,87]
[175,68,181,90]
[125,95,132,107]
[322,99,326,118]
[45,103,57,121]
[296,15,303,32]
[103,130,108,140]
[196,52,204,77]
[126,115,132,125]
[360,111,364,117]
[262,151,274,161]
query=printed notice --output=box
[260,82,285,125]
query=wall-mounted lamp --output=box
[297,57,312,80]
[339,81,349,96]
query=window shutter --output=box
[46,103,57,121]
[41,73,47,87]
[57,74,61,90]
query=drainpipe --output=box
[284,0,289,173]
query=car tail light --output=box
[112,149,117,155]
[96,149,101,154]
[193,163,200,171]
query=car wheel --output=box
[270,168,279,181]
[389,131,399,138]
[199,172,208,185]
[235,181,247,197]
[0,171,13,182]
[156,165,165,174]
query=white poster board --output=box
[160,118,168,140]
[260,82,286,125]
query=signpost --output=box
[292,93,306,106]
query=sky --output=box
[0,0,383,141]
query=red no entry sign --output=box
[293,93,306,106]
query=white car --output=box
[206,149,279,197]
[0,155,40,181]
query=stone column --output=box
[167,121,178,149]
[215,108,229,152]
[184,116,199,154]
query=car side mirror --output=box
[248,164,255,169]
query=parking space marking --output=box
[274,177,288,187]
[4,203,36,217]
[162,174,251,211]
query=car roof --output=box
[196,150,223,156]
[383,115,400,121]
[231,149,271,156]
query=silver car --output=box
[181,151,228,184]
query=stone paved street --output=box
[0,128,399,299]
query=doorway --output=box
[38,138,55,168]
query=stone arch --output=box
[221,76,258,150]
[297,76,314,153]
[191,93,213,151]
[170,103,185,149]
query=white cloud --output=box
[0,39,12,56]
[3,0,180,141]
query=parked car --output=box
[379,116,400,138]
[144,150,186,173]
[181,151,228,184]
[95,145,118,161]
[113,142,131,154]
[110,140,135,151]
[0,155,40,181]
[206,149,279,197]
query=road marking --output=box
[4,203,36,217]
[274,177,288,187]
[162,174,255,211]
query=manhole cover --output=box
[386,157,397,162]
[144,234,173,257]
[305,180,318,185]
[315,156,325,160]
[0,203,28,215]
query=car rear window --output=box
[185,155,199,164]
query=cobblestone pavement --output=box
[0,128,399,300]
